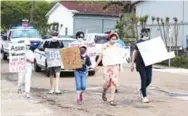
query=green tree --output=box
[1,1,55,35]
[103,1,139,41]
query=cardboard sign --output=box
[69,41,96,62]
[9,43,26,72]
[46,48,62,68]
[60,47,82,70]
[137,37,175,66]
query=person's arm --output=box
[131,44,138,72]
[26,51,34,63]
[86,56,92,67]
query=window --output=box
[61,40,76,47]
[94,35,108,44]
[11,29,41,39]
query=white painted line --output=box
[175,96,188,100]
[87,87,101,90]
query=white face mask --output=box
[52,37,58,41]
[109,39,116,44]
[26,46,30,50]
[143,36,149,40]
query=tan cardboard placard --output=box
[60,47,82,70]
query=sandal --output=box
[110,101,117,106]
[102,92,107,101]
[102,88,108,101]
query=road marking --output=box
[175,96,188,101]
[87,87,101,90]
[153,69,188,75]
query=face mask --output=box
[109,40,116,44]
[26,46,30,50]
[52,37,58,41]
[143,36,149,40]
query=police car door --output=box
[35,41,45,66]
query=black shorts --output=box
[49,67,61,77]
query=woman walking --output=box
[131,30,152,103]
[95,32,123,106]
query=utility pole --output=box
[30,0,35,23]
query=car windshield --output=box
[11,29,41,38]
[94,35,108,44]
[61,40,76,47]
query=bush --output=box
[158,56,188,68]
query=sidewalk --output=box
[1,78,54,116]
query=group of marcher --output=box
[17,30,153,106]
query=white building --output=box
[136,0,188,48]
[46,1,123,36]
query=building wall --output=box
[47,3,74,35]
[136,1,188,48]
[73,15,118,35]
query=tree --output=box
[173,17,179,54]
[1,1,55,35]
[156,17,164,40]
[103,1,139,41]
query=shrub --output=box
[157,56,188,68]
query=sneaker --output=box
[17,89,22,94]
[26,93,30,98]
[80,94,83,101]
[48,89,55,94]
[54,90,62,94]
[77,99,82,105]
[142,97,150,103]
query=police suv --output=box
[34,37,96,77]
[1,24,42,60]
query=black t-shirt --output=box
[76,55,91,72]
[134,39,152,70]
[43,40,64,49]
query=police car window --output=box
[94,35,108,44]
[61,40,75,47]
[11,29,41,38]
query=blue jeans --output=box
[74,71,87,93]
[137,65,152,97]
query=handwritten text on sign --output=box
[69,41,96,61]
[60,47,82,70]
[46,49,62,68]
[9,43,26,72]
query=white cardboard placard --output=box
[137,37,175,66]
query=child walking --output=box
[74,45,91,105]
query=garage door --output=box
[74,17,103,35]
[74,16,118,35]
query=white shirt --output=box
[102,44,123,66]
[25,50,34,69]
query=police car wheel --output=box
[34,60,41,72]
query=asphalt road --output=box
[1,58,188,116]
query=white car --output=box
[1,27,42,60]
[34,38,96,76]
[84,33,108,64]
[84,33,131,64]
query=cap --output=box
[80,45,87,50]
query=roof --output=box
[60,1,123,16]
